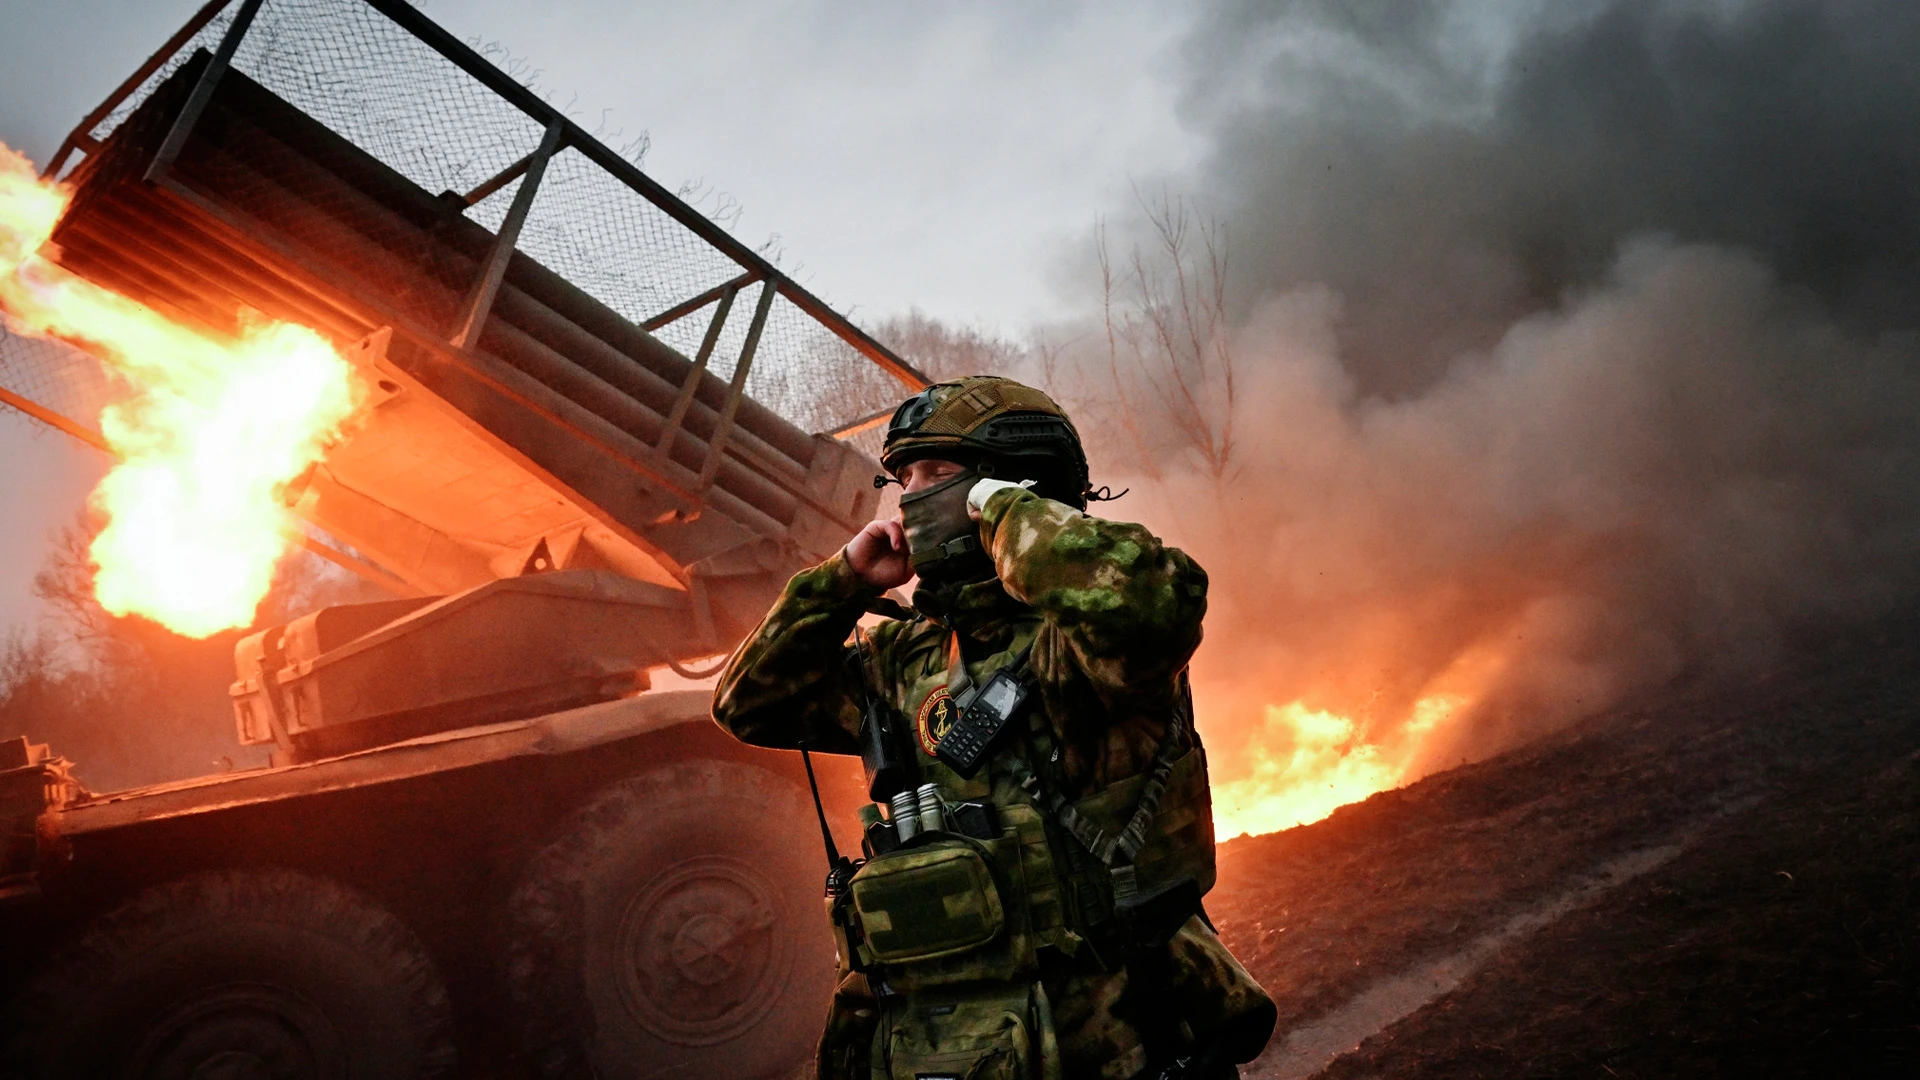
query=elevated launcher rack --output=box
[0,10,902,1050]
[12,0,926,674]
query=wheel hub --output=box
[125,983,346,1080]
[614,855,787,1047]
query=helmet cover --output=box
[880,376,1090,508]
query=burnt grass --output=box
[1206,614,1920,1076]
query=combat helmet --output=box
[881,376,1091,508]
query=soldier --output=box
[713,376,1275,1079]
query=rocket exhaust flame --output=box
[0,143,361,638]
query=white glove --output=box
[967,477,1036,513]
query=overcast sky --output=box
[0,0,1200,634]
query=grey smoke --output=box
[1178,0,1920,397]
[1057,0,1920,784]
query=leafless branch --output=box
[1098,190,1240,482]
[1098,217,1164,482]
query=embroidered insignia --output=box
[915,686,958,757]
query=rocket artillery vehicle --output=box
[0,1,924,1076]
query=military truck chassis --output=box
[0,694,866,1078]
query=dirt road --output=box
[1210,615,1920,1078]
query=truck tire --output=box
[0,868,455,1080]
[509,760,835,1079]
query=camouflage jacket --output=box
[712,486,1208,802]
[716,489,1277,1073]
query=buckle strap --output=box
[1008,676,1193,870]
[1016,767,1112,859]
[908,534,982,569]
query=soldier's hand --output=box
[845,519,913,590]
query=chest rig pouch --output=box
[846,823,1042,993]
[839,812,1063,1077]
[874,979,1061,1080]
[852,840,1002,964]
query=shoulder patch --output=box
[914,686,958,757]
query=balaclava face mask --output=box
[897,466,996,586]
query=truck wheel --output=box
[0,868,455,1080]
[509,760,834,1079]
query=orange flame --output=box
[1210,695,1463,838]
[0,143,360,638]
[1208,644,1504,838]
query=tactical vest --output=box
[823,622,1217,1077]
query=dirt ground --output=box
[1208,614,1920,1078]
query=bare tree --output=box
[871,310,1026,383]
[1099,190,1241,483]
[32,516,118,652]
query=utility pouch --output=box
[877,981,1059,1080]
[851,841,1004,966]
[849,829,1040,991]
